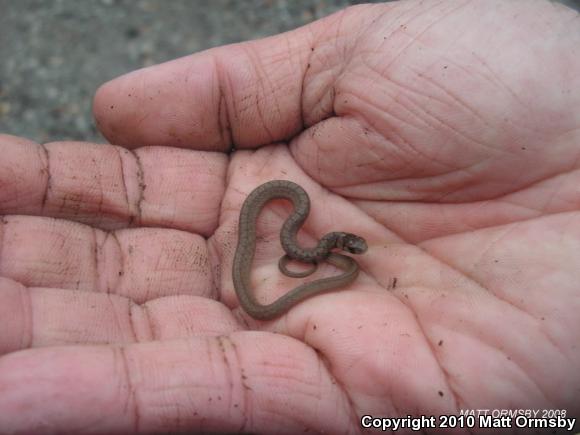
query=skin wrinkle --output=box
[20,284,33,350]
[535,171,571,215]
[279,34,304,127]
[219,336,251,431]
[320,11,345,71]
[103,231,115,293]
[359,114,426,176]
[317,355,360,432]
[433,161,560,203]
[348,74,428,137]
[328,85,337,118]
[39,143,51,212]
[353,163,580,211]
[106,293,128,343]
[415,233,572,392]
[305,65,339,126]
[259,370,321,404]
[407,60,490,122]
[109,231,126,293]
[89,155,106,224]
[382,120,446,171]
[216,336,233,388]
[239,56,265,138]
[406,68,495,138]
[474,340,552,408]
[432,172,495,202]
[337,86,459,171]
[447,59,542,138]
[0,217,4,273]
[296,34,313,132]
[412,156,498,191]
[130,149,145,227]
[313,127,323,179]
[116,147,131,219]
[92,227,101,293]
[313,131,334,174]
[242,45,278,145]
[215,82,228,151]
[398,283,480,413]
[375,0,453,75]
[135,110,152,133]
[215,55,242,148]
[206,221,225,304]
[312,346,372,427]
[350,117,418,177]
[272,35,306,116]
[557,213,579,244]
[117,346,140,432]
[534,320,574,392]
[136,302,154,341]
[387,79,501,159]
[181,64,203,147]
[563,143,580,176]
[408,0,473,51]
[423,93,510,157]
[308,60,338,121]
[349,10,380,52]
[334,7,362,65]
[218,343,233,410]
[254,147,277,179]
[343,153,514,201]
[401,298,462,411]
[466,197,542,223]
[374,5,412,49]
[303,32,344,124]
[212,58,234,152]
[555,126,580,140]
[469,51,528,110]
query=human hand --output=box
[1,0,579,432]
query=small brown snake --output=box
[233,180,367,320]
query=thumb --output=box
[92,6,369,151]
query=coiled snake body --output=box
[233,180,367,320]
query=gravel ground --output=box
[0,0,578,144]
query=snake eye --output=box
[343,234,368,254]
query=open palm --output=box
[1,0,579,433]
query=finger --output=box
[0,277,241,354]
[92,6,369,150]
[0,216,212,302]
[0,135,227,234]
[0,333,356,433]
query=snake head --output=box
[338,233,368,254]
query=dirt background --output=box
[1,0,578,144]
